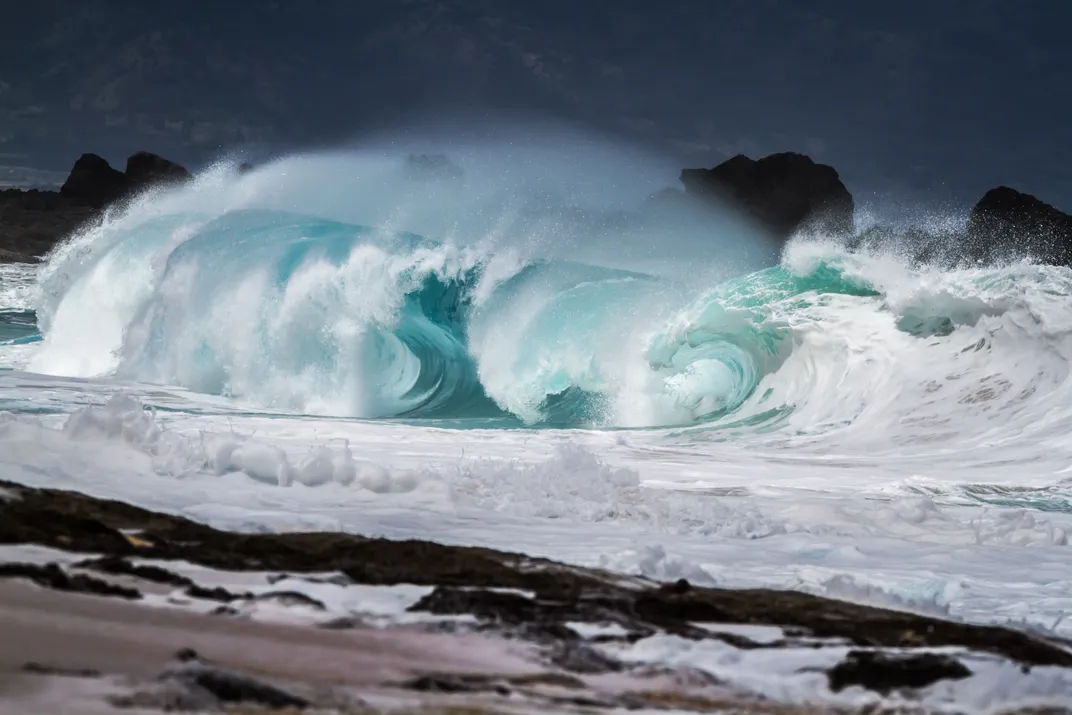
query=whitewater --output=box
[2,134,1071,677]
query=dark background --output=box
[2,0,1069,213]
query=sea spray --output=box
[21,138,1072,439]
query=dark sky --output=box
[1,0,1069,214]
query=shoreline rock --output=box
[0,151,192,264]
[848,185,1072,268]
[680,152,855,239]
[2,477,1071,712]
[965,185,1072,265]
[4,147,1072,268]
[2,479,1070,666]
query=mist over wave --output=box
[21,129,1072,448]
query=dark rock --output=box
[402,673,509,695]
[1,150,192,262]
[411,586,545,624]
[680,152,854,239]
[109,680,220,712]
[548,641,623,674]
[0,562,142,600]
[510,672,588,690]
[700,629,771,650]
[0,188,99,261]
[59,153,129,207]
[73,555,194,587]
[2,478,1072,671]
[523,621,585,643]
[237,162,255,174]
[125,151,192,190]
[185,584,250,603]
[174,648,202,663]
[22,662,102,678]
[543,692,622,710]
[827,650,973,694]
[661,578,692,595]
[317,616,366,630]
[410,586,660,645]
[857,188,1072,269]
[965,186,1072,265]
[115,657,311,711]
[252,590,327,610]
[267,572,352,587]
[161,662,310,710]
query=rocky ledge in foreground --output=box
[1,479,1071,714]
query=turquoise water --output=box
[26,204,1056,432]
[0,310,39,346]
[32,208,901,429]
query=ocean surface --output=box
[2,143,1071,650]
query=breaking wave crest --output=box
[25,151,1072,439]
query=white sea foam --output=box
[0,388,1069,646]
[0,262,37,311]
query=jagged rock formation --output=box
[124,151,193,192]
[58,154,131,207]
[848,187,1072,268]
[5,148,1072,271]
[965,186,1072,265]
[59,151,191,208]
[0,477,1070,713]
[680,152,855,239]
[0,189,100,262]
[1,151,191,262]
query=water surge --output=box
[22,146,1072,440]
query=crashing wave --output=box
[24,152,1072,438]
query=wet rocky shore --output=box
[1,478,1070,713]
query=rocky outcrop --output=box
[965,186,1072,265]
[1,151,191,262]
[6,148,1072,272]
[680,152,855,239]
[59,151,191,208]
[59,154,130,206]
[848,188,1072,268]
[0,189,100,262]
[124,151,193,190]
[2,477,1070,672]
[1,477,1071,712]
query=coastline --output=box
[2,478,1071,713]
